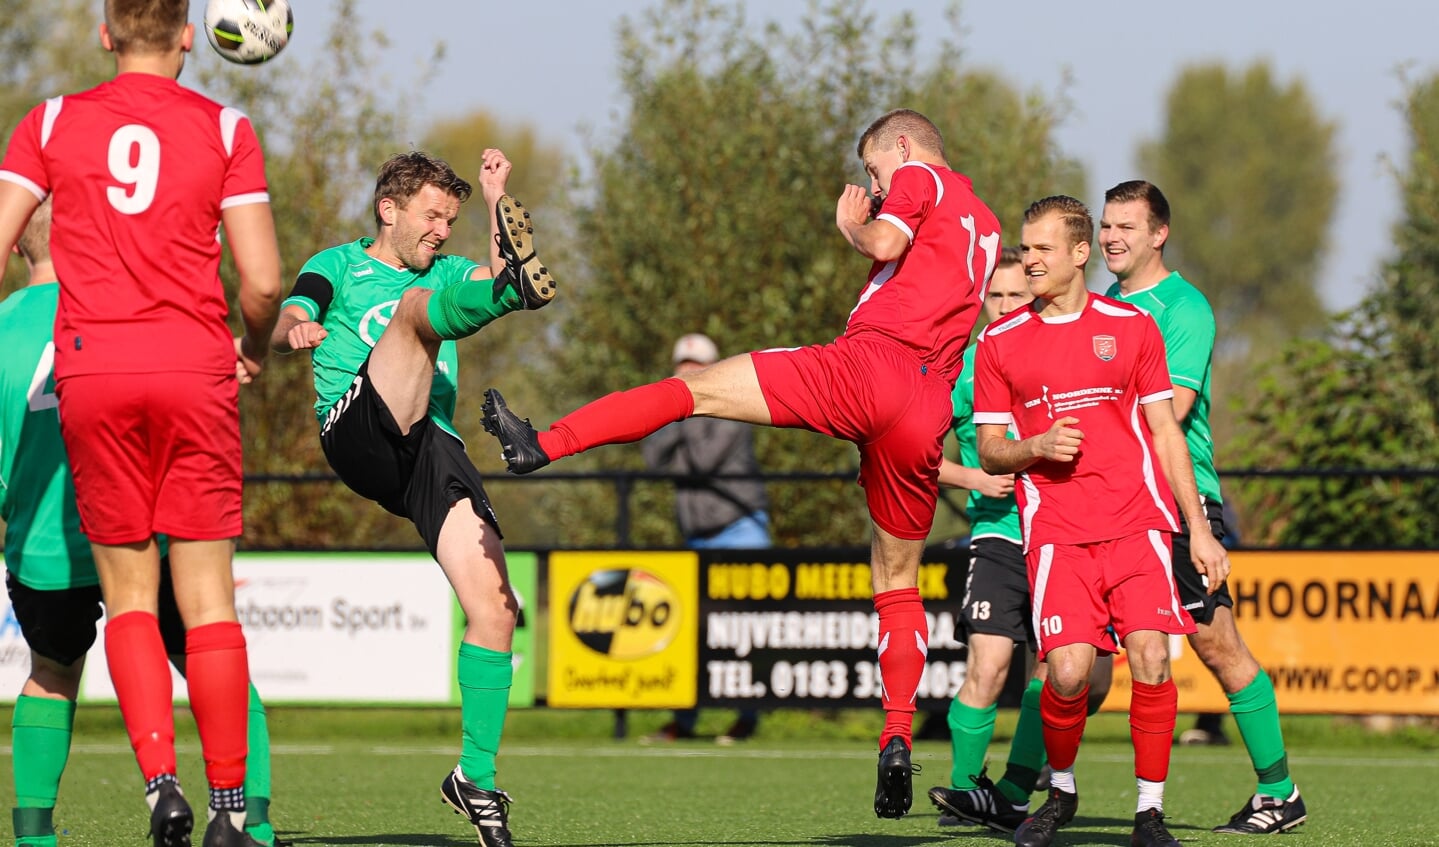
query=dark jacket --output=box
[641,417,769,539]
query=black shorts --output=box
[6,562,187,666]
[320,357,502,558]
[1172,498,1233,624]
[959,537,1035,648]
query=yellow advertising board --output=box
[547,551,700,708]
[1102,551,1439,714]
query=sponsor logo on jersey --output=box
[1093,334,1117,361]
[567,568,680,659]
[358,300,399,347]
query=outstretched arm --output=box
[473,148,511,281]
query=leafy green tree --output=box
[1226,73,1439,548]
[517,0,1084,548]
[1138,62,1337,448]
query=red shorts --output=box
[751,334,951,539]
[1027,530,1195,660]
[57,371,243,544]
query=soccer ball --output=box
[203,0,293,65]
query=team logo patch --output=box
[1092,335,1117,361]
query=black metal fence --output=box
[244,466,1439,550]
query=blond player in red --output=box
[0,2,281,845]
[972,196,1228,847]
[481,108,1001,819]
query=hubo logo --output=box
[568,569,680,659]
[359,300,400,347]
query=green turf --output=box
[3,709,1437,845]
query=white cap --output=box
[672,332,719,365]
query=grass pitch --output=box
[3,708,1437,846]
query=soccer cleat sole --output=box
[495,194,556,309]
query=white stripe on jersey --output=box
[0,171,46,201]
[1139,389,1175,405]
[41,96,63,147]
[220,191,270,209]
[1129,397,1179,530]
[1020,473,1042,554]
[220,107,248,158]
[1092,299,1143,318]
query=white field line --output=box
[5,744,1437,768]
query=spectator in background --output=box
[641,333,770,744]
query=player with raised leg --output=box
[272,148,552,847]
[480,109,1001,819]
[1100,179,1305,834]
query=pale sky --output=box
[258,0,1438,313]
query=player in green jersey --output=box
[272,148,552,847]
[1101,180,1306,834]
[927,247,1113,833]
[1,201,288,847]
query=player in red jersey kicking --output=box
[0,2,282,845]
[481,108,1001,819]
[972,196,1228,847]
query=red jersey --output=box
[971,293,1180,548]
[844,162,1001,383]
[0,73,270,377]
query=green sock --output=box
[13,807,57,847]
[1228,671,1294,798]
[946,698,997,790]
[12,695,74,809]
[458,643,513,790]
[426,277,522,340]
[998,677,1046,805]
[243,684,277,845]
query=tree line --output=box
[2,0,1433,549]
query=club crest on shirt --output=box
[1092,335,1116,361]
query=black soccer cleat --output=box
[1212,787,1308,834]
[201,812,266,847]
[1131,808,1181,847]
[148,781,194,847]
[441,766,515,847]
[494,194,556,309]
[481,388,550,474]
[928,768,1027,833]
[873,736,919,819]
[1013,787,1079,847]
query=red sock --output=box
[105,611,176,781]
[186,622,249,789]
[538,377,695,459]
[1041,682,1089,771]
[874,588,928,749]
[1129,678,1178,782]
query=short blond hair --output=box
[1024,195,1093,249]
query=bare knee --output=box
[25,654,84,700]
[1124,633,1172,684]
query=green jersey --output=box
[1106,271,1222,503]
[951,345,1022,543]
[287,238,497,438]
[0,283,97,589]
